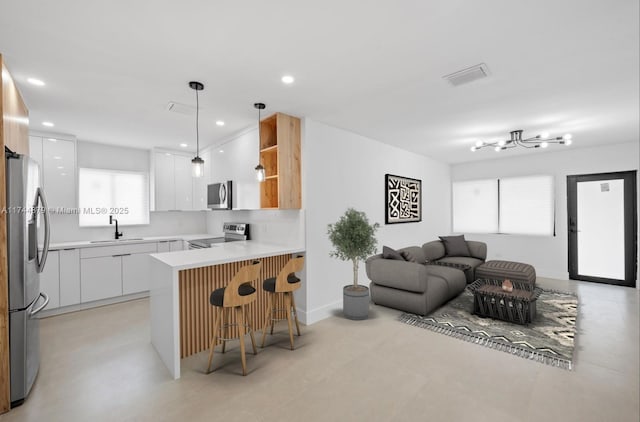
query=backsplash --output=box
[49,211,208,243]
[205,209,305,247]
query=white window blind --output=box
[499,175,554,235]
[78,168,150,227]
[452,179,499,233]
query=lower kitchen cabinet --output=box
[122,253,152,295]
[81,256,123,302]
[40,250,60,310]
[59,248,81,306]
[157,239,183,252]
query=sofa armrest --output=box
[466,241,487,261]
[365,255,428,293]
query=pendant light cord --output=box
[195,88,200,157]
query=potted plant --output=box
[327,208,380,320]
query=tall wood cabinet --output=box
[259,113,301,209]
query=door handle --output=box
[29,292,50,317]
[34,187,50,273]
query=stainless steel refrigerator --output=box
[6,150,50,406]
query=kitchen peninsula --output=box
[149,241,305,379]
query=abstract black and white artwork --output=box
[385,174,422,224]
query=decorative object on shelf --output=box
[501,278,514,292]
[471,129,573,152]
[385,174,422,224]
[327,208,380,320]
[189,81,205,178]
[254,102,266,182]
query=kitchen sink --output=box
[89,238,144,243]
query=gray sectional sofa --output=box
[365,239,487,315]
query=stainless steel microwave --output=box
[207,181,232,210]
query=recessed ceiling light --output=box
[27,78,45,86]
[281,75,295,84]
[215,120,225,126]
[57,166,64,169]
[219,150,224,153]
[179,143,188,148]
[53,156,61,160]
[42,121,54,127]
[47,138,57,142]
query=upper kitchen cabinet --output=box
[29,135,77,208]
[153,150,204,211]
[259,113,301,209]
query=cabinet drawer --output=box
[80,242,157,258]
[80,256,122,302]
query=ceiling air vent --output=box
[166,101,196,116]
[443,63,490,86]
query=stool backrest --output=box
[275,255,305,293]
[223,260,262,307]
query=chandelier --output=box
[471,130,573,152]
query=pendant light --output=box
[189,81,205,178]
[254,102,266,182]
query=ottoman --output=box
[475,260,536,291]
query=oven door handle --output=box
[30,292,50,317]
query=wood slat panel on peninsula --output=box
[178,254,289,358]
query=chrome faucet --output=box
[109,215,123,239]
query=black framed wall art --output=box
[385,174,422,224]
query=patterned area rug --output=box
[399,287,578,370]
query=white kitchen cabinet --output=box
[59,248,81,306]
[157,240,184,252]
[154,152,176,211]
[81,256,123,302]
[122,254,152,295]
[40,250,60,310]
[29,135,77,209]
[174,155,194,210]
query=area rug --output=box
[399,288,578,370]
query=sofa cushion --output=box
[398,246,427,264]
[424,265,466,298]
[365,256,428,293]
[422,241,446,261]
[382,245,404,261]
[439,235,471,257]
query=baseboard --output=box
[296,300,342,325]
[38,292,149,318]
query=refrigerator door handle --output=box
[34,187,51,273]
[29,292,50,317]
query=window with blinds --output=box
[78,168,150,226]
[452,175,554,236]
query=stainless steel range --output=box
[188,223,250,249]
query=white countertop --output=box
[48,233,210,250]
[150,241,305,271]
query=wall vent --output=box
[166,101,196,116]
[443,63,490,86]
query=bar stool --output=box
[261,255,305,350]
[206,260,262,376]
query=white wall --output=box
[303,119,451,323]
[451,142,639,284]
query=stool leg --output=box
[284,293,295,350]
[206,307,221,373]
[236,307,247,376]
[261,293,273,347]
[290,293,301,336]
[221,308,227,354]
[244,305,257,355]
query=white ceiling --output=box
[1,0,638,163]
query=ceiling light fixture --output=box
[215,120,225,126]
[281,75,294,84]
[254,102,266,182]
[42,121,54,127]
[27,78,45,86]
[189,81,205,178]
[471,130,573,152]
[179,143,188,148]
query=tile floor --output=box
[1,278,638,422]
